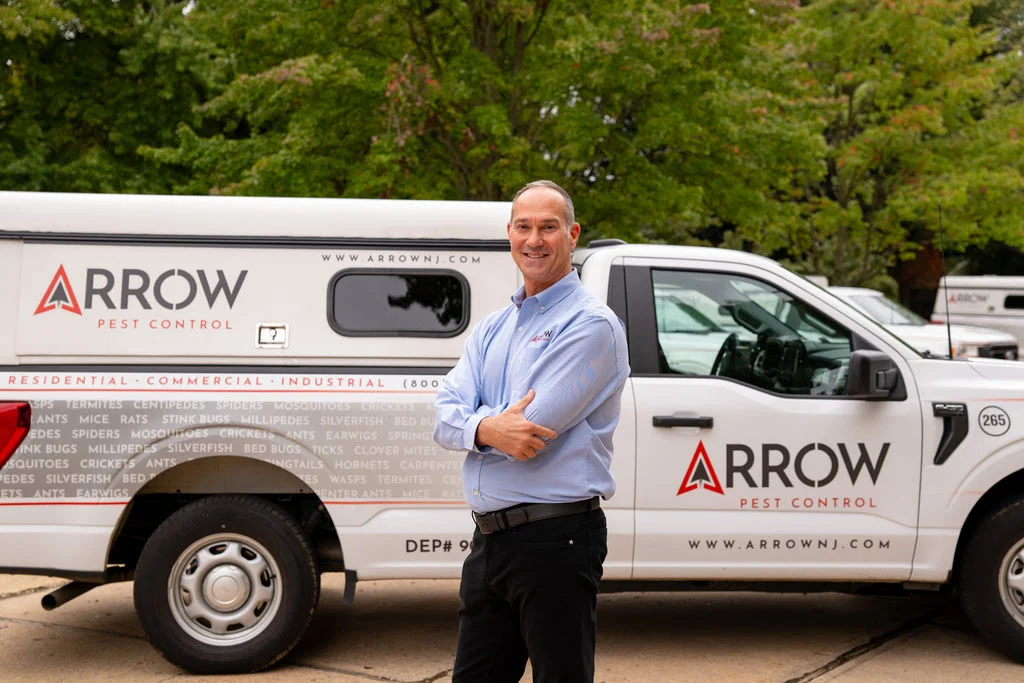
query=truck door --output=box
[624,258,922,581]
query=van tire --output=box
[959,498,1024,663]
[133,495,319,674]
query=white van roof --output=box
[941,275,1024,289]
[0,191,512,241]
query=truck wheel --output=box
[960,499,1024,663]
[133,495,319,674]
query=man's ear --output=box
[569,222,581,249]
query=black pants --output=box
[452,507,608,683]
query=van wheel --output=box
[133,495,319,674]
[959,499,1024,663]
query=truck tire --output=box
[133,495,319,674]
[959,498,1024,663]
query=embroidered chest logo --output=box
[528,329,553,345]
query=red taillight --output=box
[0,402,31,471]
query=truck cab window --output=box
[328,270,469,337]
[652,270,852,396]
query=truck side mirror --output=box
[847,350,900,399]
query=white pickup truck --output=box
[1,192,1022,673]
[829,286,1019,360]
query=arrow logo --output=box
[34,265,82,315]
[677,440,724,495]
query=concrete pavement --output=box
[1,574,1022,682]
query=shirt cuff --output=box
[464,412,503,456]
[463,413,486,452]
[460,412,481,451]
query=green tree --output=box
[145,0,823,247]
[0,0,223,193]
[770,0,1024,288]
[140,1,382,196]
[11,0,1018,286]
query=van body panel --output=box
[16,243,515,361]
[0,371,457,501]
[335,507,634,580]
[1,191,511,241]
[0,241,21,365]
[0,505,124,576]
[935,275,1024,346]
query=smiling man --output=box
[434,180,630,682]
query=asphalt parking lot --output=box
[1,573,1023,682]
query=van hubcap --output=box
[168,533,282,646]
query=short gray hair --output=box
[510,179,575,227]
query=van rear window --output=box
[1006,295,1024,310]
[328,269,469,337]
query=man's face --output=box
[508,187,581,296]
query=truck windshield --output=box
[849,295,928,326]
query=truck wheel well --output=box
[951,468,1024,583]
[107,458,343,578]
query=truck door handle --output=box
[652,415,713,429]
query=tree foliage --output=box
[139,0,825,249]
[1,0,1022,288]
[0,0,223,192]
[764,0,1024,287]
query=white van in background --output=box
[830,286,1019,360]
[933,276,1024,348]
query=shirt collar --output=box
[511,268,581,310]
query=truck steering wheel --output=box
[710,333,739,376]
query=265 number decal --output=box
[979,406,1011,437]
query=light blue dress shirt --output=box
[434,269,630,513]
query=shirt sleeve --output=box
[433,322,507,453]
[512,315,627,436]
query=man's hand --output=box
[475,390,558,461]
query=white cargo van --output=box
[933,276,1024,347]
[2,191,1024,673]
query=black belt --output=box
[472,497,600,535]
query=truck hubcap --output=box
[999,541,1024,626]
[168,533,283,646]
[203,564,251,611]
